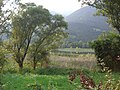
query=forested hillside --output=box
[65,6,110,42]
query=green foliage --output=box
[100,69,120,90]
[93,0,120,33]
[27,13,68,70]
[1,70,120,90]
[91,32,120,71]
[0,74,4,90]
[27,83,44,90]
[0,73,68,90]
[35,67,73,75]
[0,51,6,71]
[0,0,9,34]
[0,0,20,71]
[69,69,120,90]
[9,3,52,70]
[0,46,9,72]
[7,2,68,70]
[0,0,19,34]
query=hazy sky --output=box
[21,0,82,16]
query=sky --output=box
[21,0,82,16]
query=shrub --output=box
[0,50,7,72]
[0,54,6,71]
[68,69,120,90]
[91,32,120,71]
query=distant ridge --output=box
[65,6,110,42]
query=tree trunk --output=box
[33,61,37,70]
[18,61,23,71]
[33,56,37,70]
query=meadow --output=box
[50,54,96,69]
[1,48,120,90]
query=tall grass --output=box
[50,54,97,70]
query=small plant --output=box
[27,82,44,90]
[47,81,58,90]
[68,70,96,89]
[97,64,120,90]
[80,72,96,89]
[68,68,120,90]
[27,81,58,90]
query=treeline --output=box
[61,41,90,48]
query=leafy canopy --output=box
[6,2,68,70]
[91,32,120,71]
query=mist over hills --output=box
[65,6,110,42]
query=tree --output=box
[8,3,52,70]
[8,3,68,70]
[79,0,120,33]
[0,0,20,34]
[29,14,68,70]
[91,32,120,71]
[0,0,8,34]
[0,0,8,71]
[0,0,20,71]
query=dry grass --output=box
[49,54,97,70]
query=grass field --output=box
[1,73,70,90]
[1,69,120,90]
[1,48,120,90]
[50,54,97,69]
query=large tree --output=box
[7,3,51,70]
[79,0,120,33]
[8,3,67,70]
[29,14,68,70]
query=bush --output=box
[69,69,120,90]
[91,32,120,72]
[0,51,7,72]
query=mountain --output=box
[65,6,110,42]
